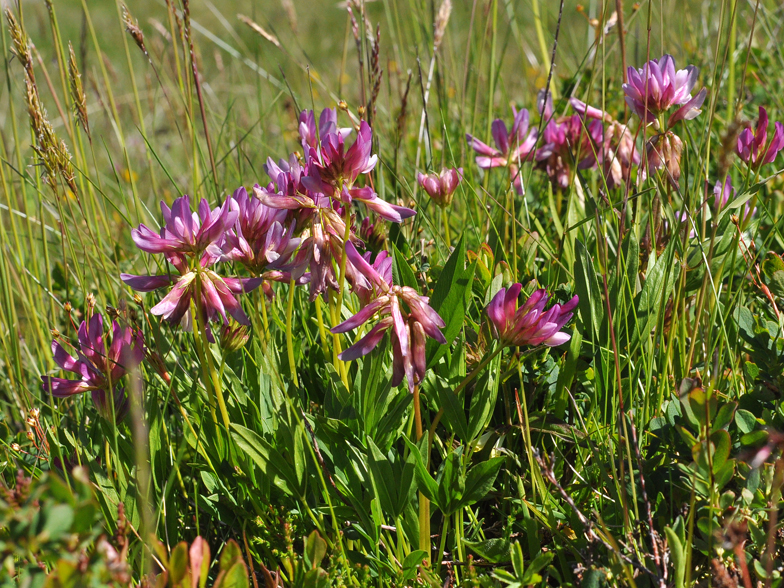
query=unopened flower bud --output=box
[220,321,251,353]
[338,100,348,111]
[358,105,366,117]
[11,443,20,451]
[133,294,143,306]
[64,302,72,313]
[86,293,96,308]
[359,217,386,253]
[417,167,463,208]
[26,431,35,441]
[30,408,40,419]
[50,328,60,338]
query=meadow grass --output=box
[1,0,784,586]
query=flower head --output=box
[299,108,352,150]
[258,157,360,300]
[466,108,537,194]
[712,175,755,225]
[486,284,578,348]
[122,266,263,328]
[41,312,143,421]
[331,242,446,392]
[221,186,300,275]
[569,98,640,190]
[122,195,263,329]
[622,54,707,128]
[417,167,463,207]
[130,195,237,266]
[534,92,600,189]
[737,106,784,169]
[303,121,415,222]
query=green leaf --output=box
[526,550,555,576]
[762,253,784,298]
[216,561,250,588]
[219,540,244,569]
[511,541,525,577]
[664,527,685,588]
[401,550,428,580]
[467,347,502,441]
[712,402,737,432]
[717,188,755,222]
[631,237,676,351]
[366,438,397,517]
[402,437,440,508]
[168,542,189,586]
[437,452,464,515]
[741,430,768,446]
[688,387,718,427]
[426,235,477,367]
[710,430,731,473]
[391,241,418,289]
[231,424,303,497]
[305,531,327,569]
[574,240,603,342]
[461,457,504,508]
[435,376,470,442]
[463,538,511,563]
[42,505,73,541]
[735,409,757,434]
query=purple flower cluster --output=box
[622,54,707,128]
[42,312,143,421]
[464,55,711,191]
[737,106,784,170]
[712,175,755,225]
[487,284,578,348]
[112,106,444,393]
[466,107,537,194]
[332,242,446,392]
[121,195,264,329]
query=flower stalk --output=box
[286,279,299,387]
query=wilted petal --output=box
[121,273,177,292]
[466,134,500,157]
[331,296,389,333]
[339,320,392,361]
[42,376,91,397]
[361,196,416,223]
[667,88,707,127]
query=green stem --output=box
[510,187,517,278]
[190,299,218,426]
[442,206,452,247]
[531,0,553,95]
[315,296,330,356]
[193,278,230,431]
[413,384,430,562]
[333,212,353,386]
[286,279,299,387]
[435,509,450,575]
[259,288,270,346]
